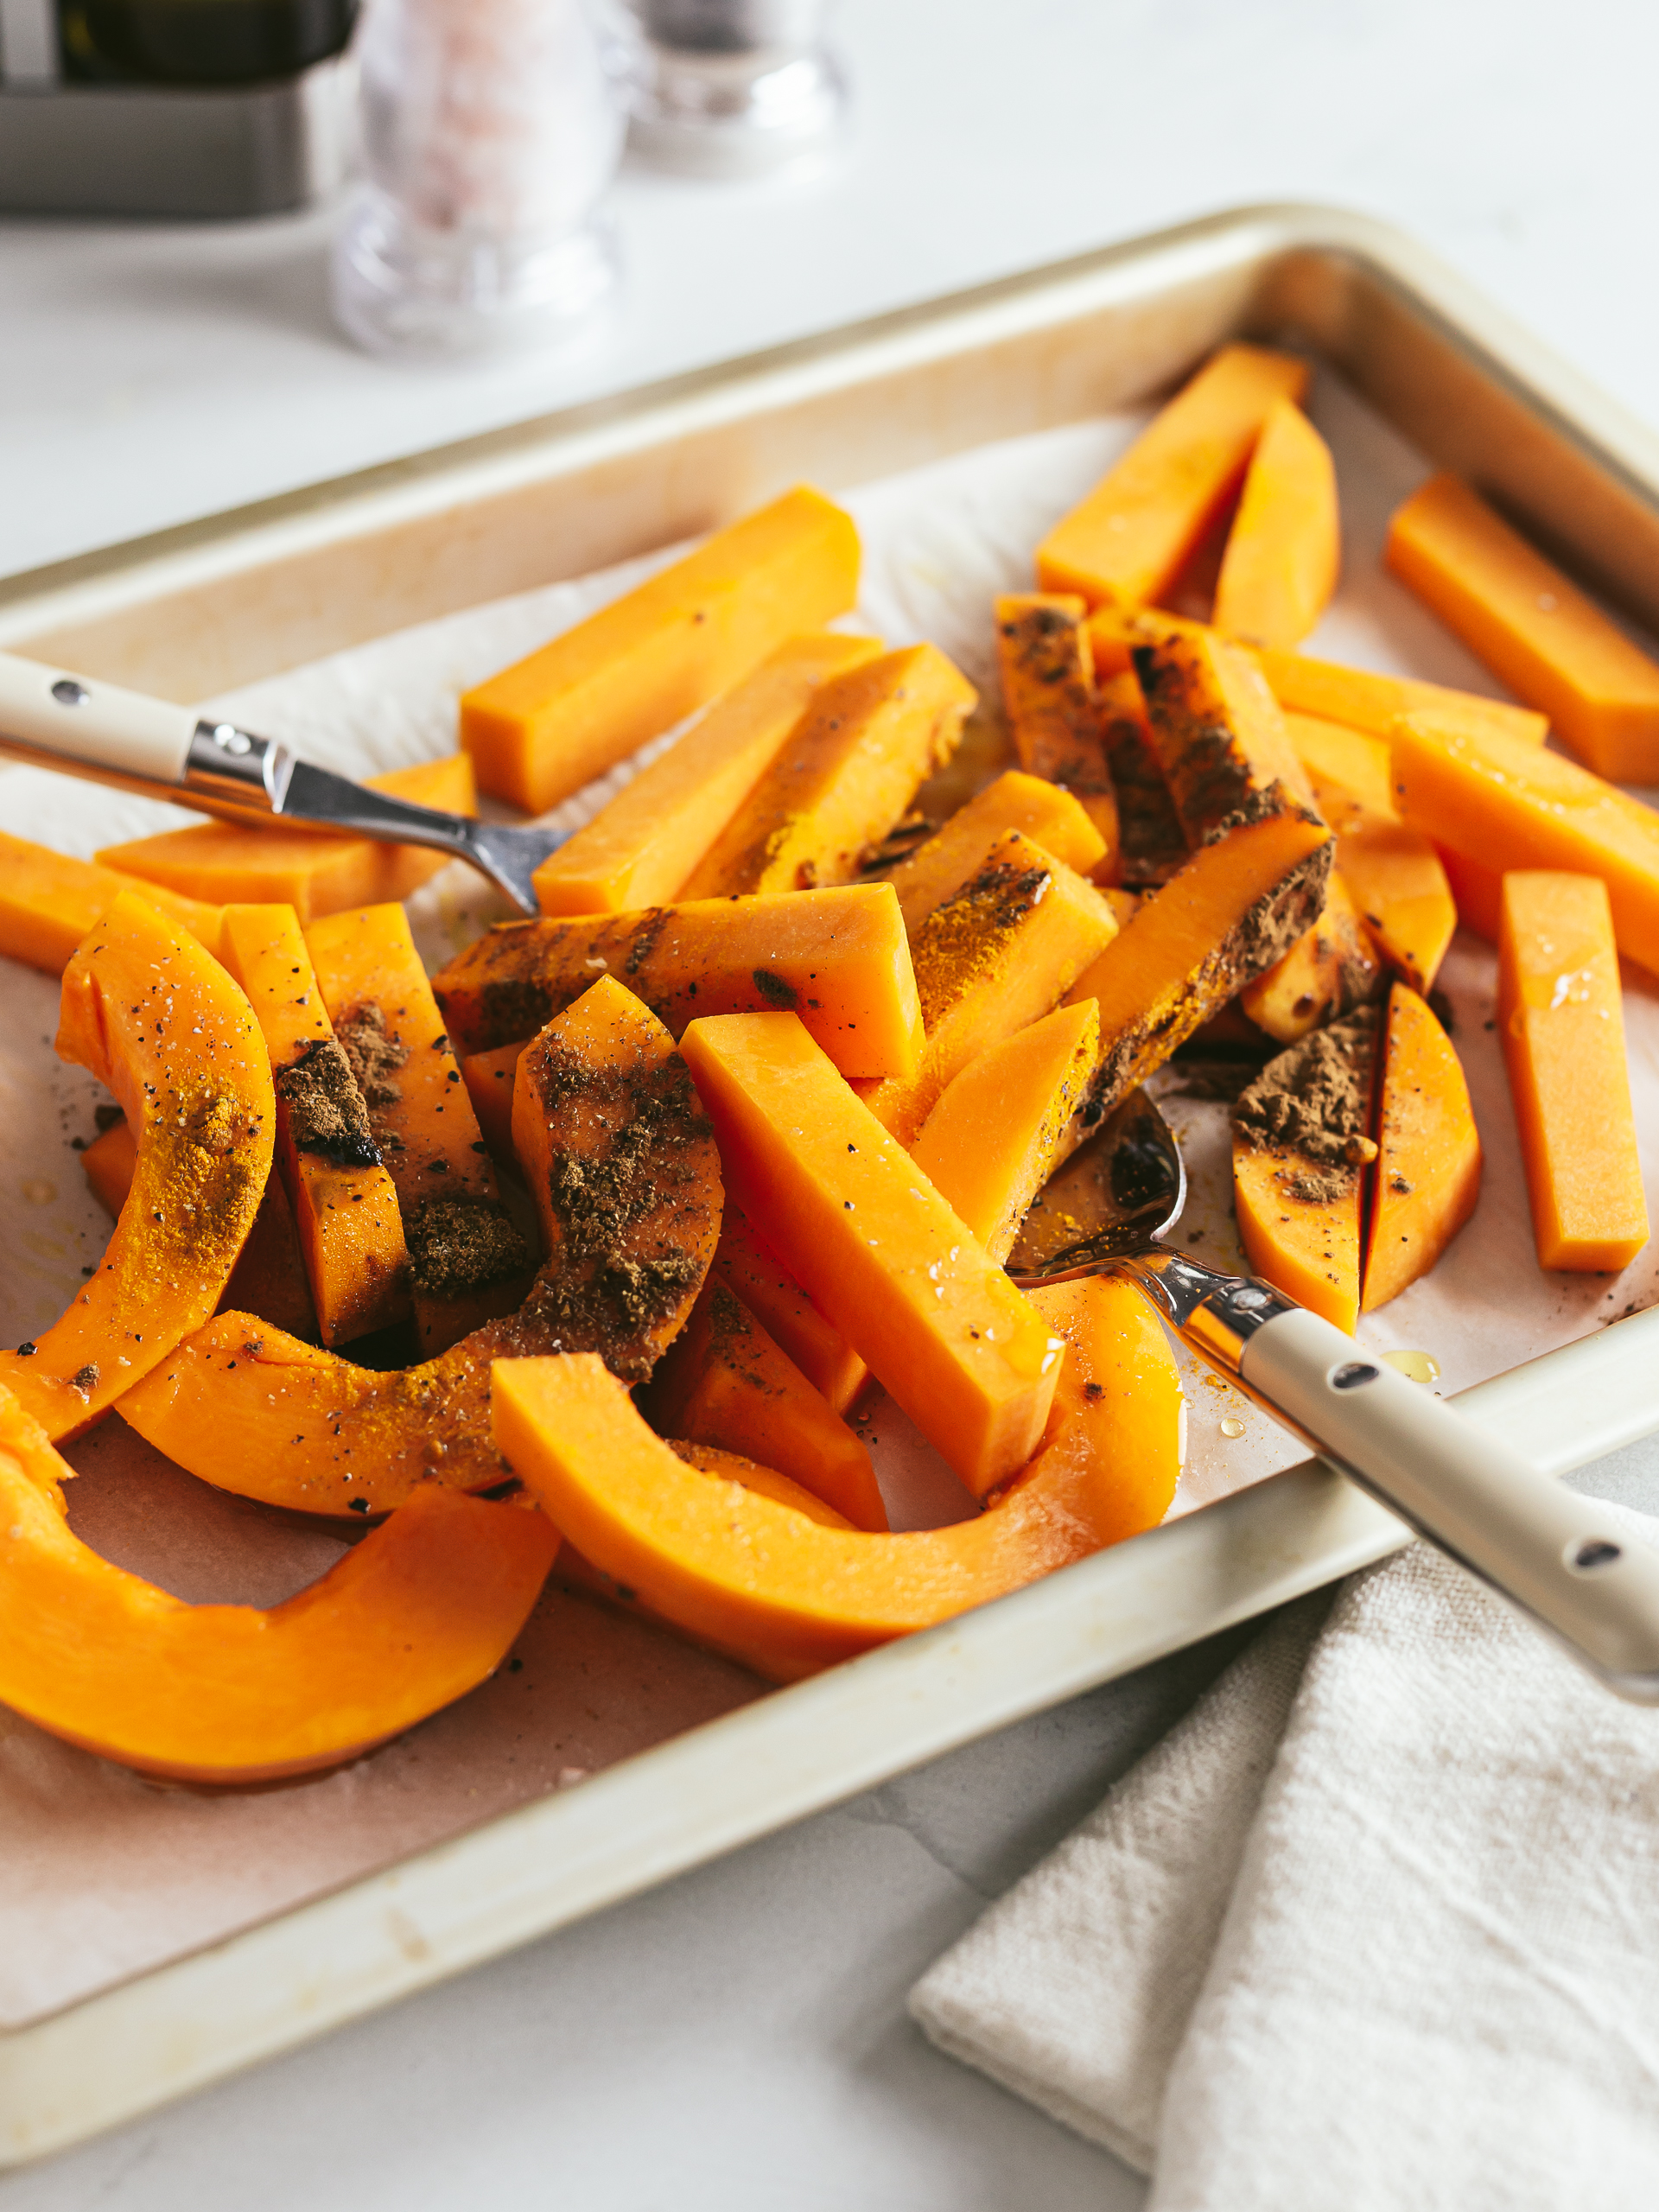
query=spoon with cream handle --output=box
[1008,1088,1659,1702]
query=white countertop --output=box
[5,0,1659,2202]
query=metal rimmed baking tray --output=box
[5,200,1659,2163]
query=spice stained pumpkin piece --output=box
[853,831,1118,1145]
[881,770,1107,933]
[432,880,923,1078]
[0,892,274,1440]
[81,1117,320,1342]
[995,595,1119,873]
[512,974,721,1385]
[307,901,531,1357]
[1065,799,1333,1123]
[219,904,411,1349]
[1231,1007,1378,1333]
[678,643,976,899]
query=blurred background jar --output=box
[626,0,843,178]
[331,0,624,359]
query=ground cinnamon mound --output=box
[275,1039,381,1167]
[405,1198,529,1299]
[334,1001,408,1109]
[1233,1005,1378,1190]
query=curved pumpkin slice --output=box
[492,1276,1180,1681]
[0,892,274,1440]
[79,1113,321,1340]
[557,1442,858,1677]
[669,1441,856,1528]
[119,982,720,1517]
[0,1385,556,1783]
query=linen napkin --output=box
[911,1509,1659,2209]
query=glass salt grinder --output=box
[626,0,844,178]
[332,0,624,359]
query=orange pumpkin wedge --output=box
[532,632,886,917]
[493,1274,1180,1681]
[995,595,1120,870]
[883,770,1108,931]
[678,643,975,899]
[1097,669,1188,888]
[710,1207,868,1414]
[1065,799,1333,1121]
[307,901,531,1357]
[461,486,861,815]
[909,998,1101,1262]
[1037,343,1309,609]
[79,1116,137,1217]
[681,1010,1063,1497]
[1436,842,1504,942]
[512,975,721,1382]
[1497,872,1648,1274]
[1256,648,1548,750]
[1231,1009,1378,1334]
[218,1174,321,1340]
[460,1039,527,1158]
[1211,397,1340,649]
[1390,707,1659,975]
[1288,711,1457,995]
[1237,869,1382,1044]
[1084,612,1550,752]
[219,904,411,1348]
[97,754,476,923]
[0,893,273,1441]
[432,880,922,1079]
[1132,625,1315,846]
[1387,473,1659,781]
[1363,982,1483,1308]
[0,1384,556,1783]
[853,830,1118,1144]
[644,1278,887,1530]
[0,830,222,975]
[671,1440,856,1527]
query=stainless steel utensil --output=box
[0,650,570,914]
[1009,1088,1659,1700]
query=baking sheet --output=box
[2,362,1657,2032]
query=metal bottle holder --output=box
[0,0,348,217]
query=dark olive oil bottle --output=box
[60,0,357,85]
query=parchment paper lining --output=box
[1,371,1654,2031]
